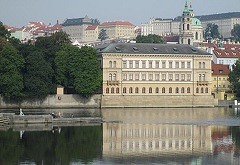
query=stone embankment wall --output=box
[0,94,101,109]
[101,95,215,108]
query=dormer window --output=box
[219,70,223,74]
[173,48,178,52]
[153,47,158,52]
[115,47,121,52]
[133,47,139,52]
[191,48,197,53]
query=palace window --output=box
[187,74,191,81]
[201,87,204,93]
[142,87,146,93]
[196,87,199,93]
[149,87,152,93]
[181,62,185,68]
[106,88,109,93]
[113,61,116,68]
[169,87,172,93]
[187,87,190,93]
[129,74,133,80]
[109,61,112,68]
[181,74,185,81]
[135,73,139,80]
[155,74,160,81]
[109,73,112,81]
[169,74,173,81]
[112,74,116,81]
[205,88,208,93]
[123,60,127,68]
[181,87,185,93]
[142,74,146,81]
[203,62,205,68]
[116,88,119,93]
[149,61,153,68]
[155,61,160,68]
[162,87,165,93]
[187,62,191,68]
[111,87,114,93]
[149,74,153,81]
[176,87,179,93]
[123,87,127,93]
[156,87,159,93]
[142,60,146,68]
[123,74,127,80]
[162,61,166,68]
[129,60,133,68]
[129,87,133,94]
[175,74,179,81]
[135,87,139,93]
[169,61,173,68]
[199,62,201,69]
[162,74,166,81]
[135,61,139,68]
[176,62,179,68]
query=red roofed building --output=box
[211,61,233,100]
[99,21,136,40]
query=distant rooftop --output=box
[62,16,99,26]
[103,43,210,55]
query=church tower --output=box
[179,1,194,45]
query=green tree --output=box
[136,34,164,44]
[228,59,240,98]
[56,45,102,97]
[23,51,53,100]
[98,29,108,41]
[0,23,10,39]
[204,23,220,40]
[231,24,240,42]
[0,39,25,102]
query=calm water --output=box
[1,107,240,165]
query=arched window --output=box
[182,24,185,30]
[111,87,114,93]
[201,87,204,93]
[112,74,116,81]
[142,87,146,93]
[135,87,139,93]
[123,87,127,94]
[149,87,152,93]
[202,74,205,81]
[199,62,201,68]
[116,88,119,93]
[205,88,208,93]
[109,73,112,81]
[109,61,112,68]
[106,88,109,94]
[203,62,205,68]
[181,38,184,44]
[169,87,172,93]
[181,87,185,93]
[187,87,190,93]
[195,32,198,40]
[187,24,190,30]
[129,87,133,94]
[156,87,159,93]
[188,39,191,45]
[162,87,165,93]
[196,87,199,93]
[176,87,179,93]
[199,74,202,81]
[113,61,116,68]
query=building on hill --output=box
[211,62,233,100]
[62,15,99,42]
[179,2,203,45]
[99,21,136,40]
[101,43,214,108]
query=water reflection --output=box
[101,107,240,165]
[0,107,240,164]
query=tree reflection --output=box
[0,126,102,164]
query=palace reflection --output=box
[102,108,240,164]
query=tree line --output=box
[0,23,102,103]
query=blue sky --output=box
[1,0,240,27]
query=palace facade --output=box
[101,43,214,107]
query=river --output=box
[0,107,240,165]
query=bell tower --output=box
[179,1,194,45]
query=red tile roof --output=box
[211,61,230,75]
[86,25,98,30]
[100,21,134,26]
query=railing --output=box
[107,81,119,86]
[197,81,208,86]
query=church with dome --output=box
[179,1,203,45]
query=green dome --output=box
[192,18,202,26]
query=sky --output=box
[1,0,240,27]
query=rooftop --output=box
[103,43,210,55]
[62,16,99,26]
[211,62,230,76]
[100,21,134,26]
